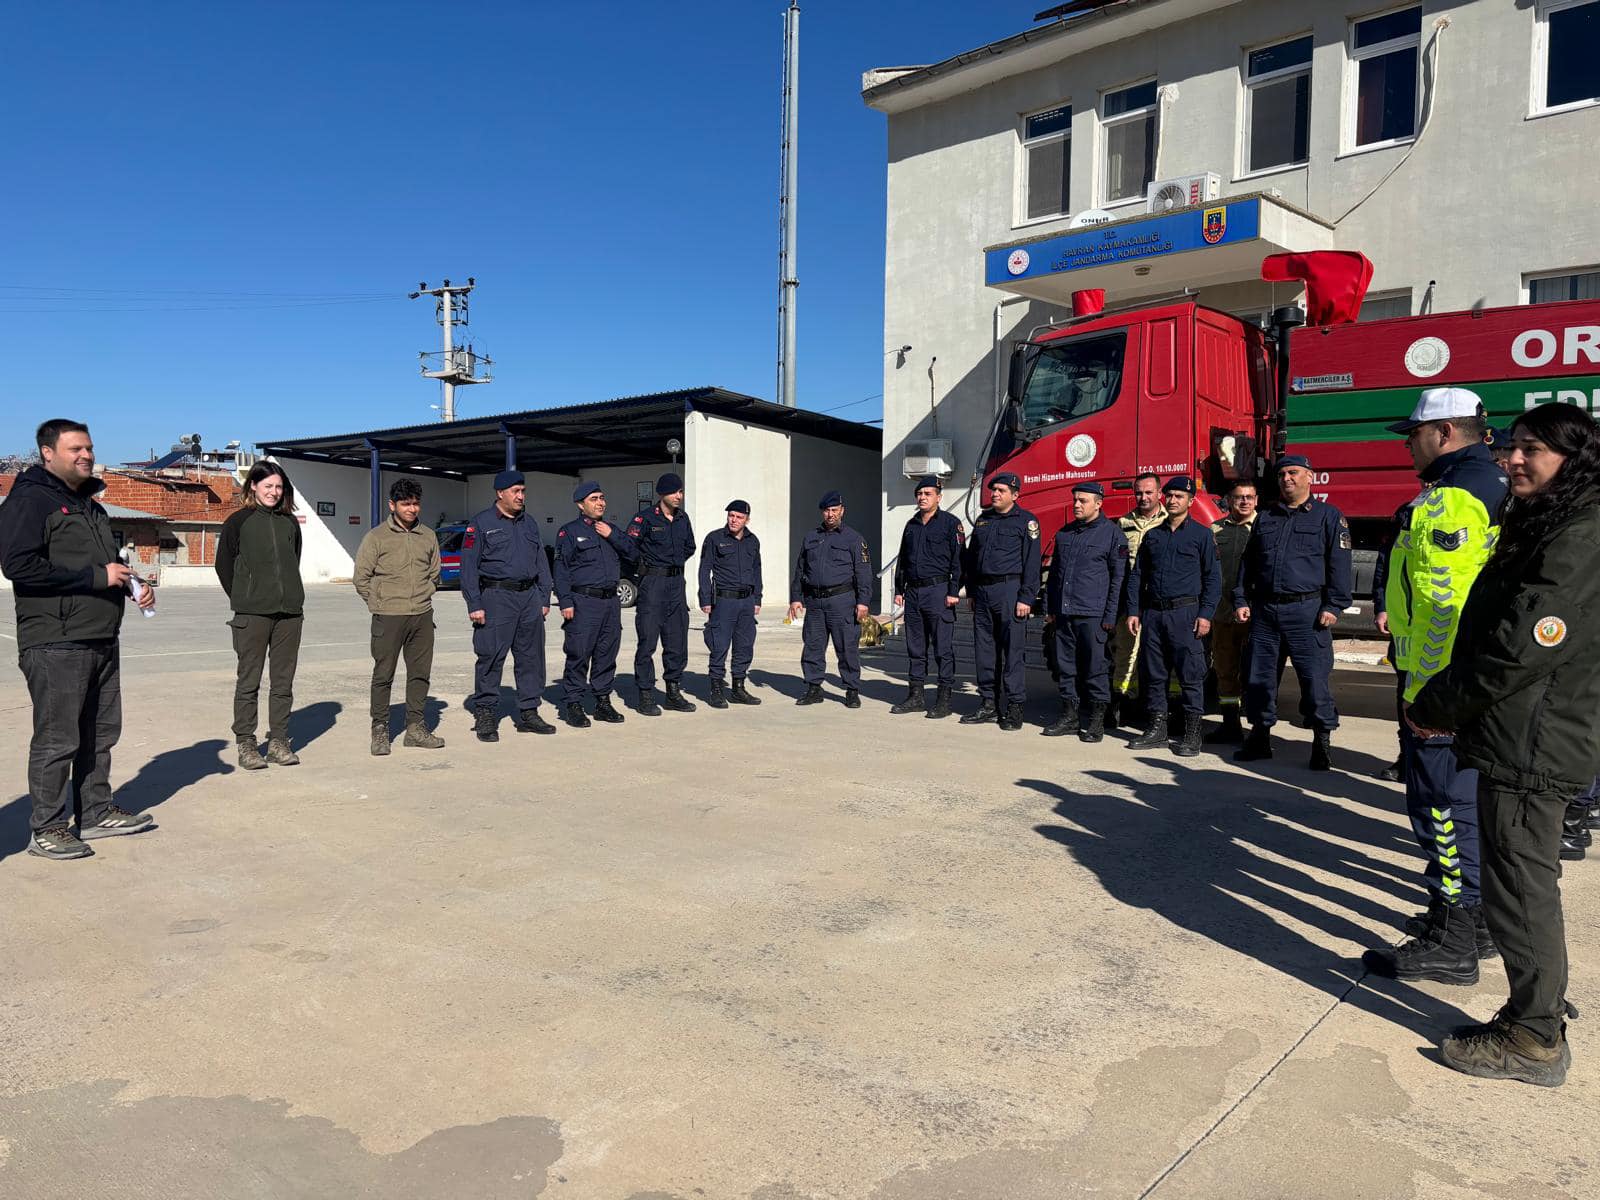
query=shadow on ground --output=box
[288,700,341,751]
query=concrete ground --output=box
[0,584,1593,1200]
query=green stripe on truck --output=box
[1287,375,1600,442]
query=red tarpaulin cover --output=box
[1260,251,1374,326]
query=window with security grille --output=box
[1020,104,1071,222]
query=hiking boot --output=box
[404,723,446,749]
[1309,728,1333,772]
[515,709,556,734]
[1234,725,1273,762]
[636,687,662,717]
[1468,903,1499,960]
[960,700,998,725]
[796,684,825,706]
[265,737,299,766]
[1363,902,1479,985]
[593,694,625,723]
[474,705,500,742]
[1205,706,1244,744]
[564,702,592,729]
[925,684,951,720]
[998,702,1023,732]
[80,807,154,840]
[1174,712,1202,757]
[28,824,93,860]
[730,678,761,705]
[1379,756,1404,783]
[707,679,730,709]
[1079,702,1106,743]
[371,720,391,756]
[890,684,926,715]
[1042,702,1079,737]
[237,737,267,771]
[1441,1013,1569,1087]
[843,689,862,710]
[1126,714,1168,749]
[663,683,696,713]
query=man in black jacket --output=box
[0,419,156,859]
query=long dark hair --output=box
[243,461,296,513]
[1493,403,1600,564]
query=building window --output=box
[1527,269,1600,304]
[1358,290,1412,321]
[1101,81,1158,204]
[635,481,653,512]
[1020,104,1071,221]
[1244,35,1311,173]
[1348,6,1421,148]
[1535,0,1600,113]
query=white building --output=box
[863,0,1600,585]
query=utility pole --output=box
[409,278,493,421]
[776,1,800,407]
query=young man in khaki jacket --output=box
[353,478,445,755]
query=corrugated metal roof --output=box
[0,496,166,521]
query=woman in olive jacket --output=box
[1408,402,1600,1087]
[216,462,305,769]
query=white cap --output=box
[1387,386,1486,434]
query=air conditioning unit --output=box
[1145,171,1221,214]
[902,439,955,478]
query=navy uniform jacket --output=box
[698,526,763,607]
[1126,516,1221,614]
[1046,516,1129,623]
[1232,499,1353,615]
[964,506,1043,599]
[626,504,696,570]
[553,516,637,607]
[790,523,873,605]
[893,509,965,598]
[461,505,552,610]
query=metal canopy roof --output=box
[258,387,880,481]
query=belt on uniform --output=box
[1265,590,1319,603]
[640,565,683,578]
[482,577,537,592]
[571,584,618,599]
[1146,594,1200,611]
[803,582,853,600]
[715,586,755,599]
[977,572,1021,586]
[906,576,948,588]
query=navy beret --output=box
[914,474,942,492]
[656,472,684,495]
[725,499,751,515]
[572,480,602,503]
[818,490,843,509]
[988,472,1021,491]
[493,469,524,492]
[1162,475,1196,494]
[1072,481,1105,497]
[1277,454,1312,471]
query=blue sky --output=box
[6,1,1023,463]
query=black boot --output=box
[1126,714,1168,749]
[1585,803,1600,831]
[593,694,626,723]
[1403,894,1448,939]
[925,684,952,720]
[563,701,591,729]
[999,701,1023,731]
[1561,803,1588,860]
[1234,725,1273,762]
[1174,712,1202,757]
[636,687,662,717]
[730,677,762,705]
[796,684,825,706]
[843,688,862,709]
[1080,702,1106,743]
[960,699,998,725]
[474,705,500,743]
[707,679,729,709]
[515,708,556,734]
[1205,706,1244,744]
[1309,728,1333,771]
[1379,755,1405,783]
[1468,904,1499,960]
[1363,902,1479,985]
[1042,702,1079,737]
[1103,695,1124,732]
[890,684,926,715]
[663,682,697,713]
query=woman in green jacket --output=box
[1408,402,1600,1087]
[216,462,305,769]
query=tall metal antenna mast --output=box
[776,1,800,408]
[409,278,493,422]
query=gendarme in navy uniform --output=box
[626,472,697,716]
[1124,475,1220,756]
[697,499,763,708]
[553,481,638,727]
[462,469,556,739]
[788,490,873,707]
[1043,480,1128,742]
[959,471,1041,732]
[1232,454,1353,769]
[889,474,964,719]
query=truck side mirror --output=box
[1004,402,1024,439]
[1006,344,1033,407]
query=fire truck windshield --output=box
[1019,331,1127,432]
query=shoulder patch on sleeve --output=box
[1027,520,1040,540]
[1431,527,1468,551]
[557,529,567,538]
[1534,616,1568,648]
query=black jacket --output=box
[0,465,126,649]
[1409,499,1600,793]
[216,506,305,616]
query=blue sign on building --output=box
[985,198,1262,286]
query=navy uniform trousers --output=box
[469,586,546,712]
[1242,596,1337,729]
[904,582,955,686]
[1053,616,1110,706]
[1139,603,1206,715]
[802,592,861,687]
[562,593,622,703]
[974,580,1028,705]
[704,595,758,682]
[1404,724,1482,906]
[634,574,689,690]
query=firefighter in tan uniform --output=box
[1106,473,1167,730]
